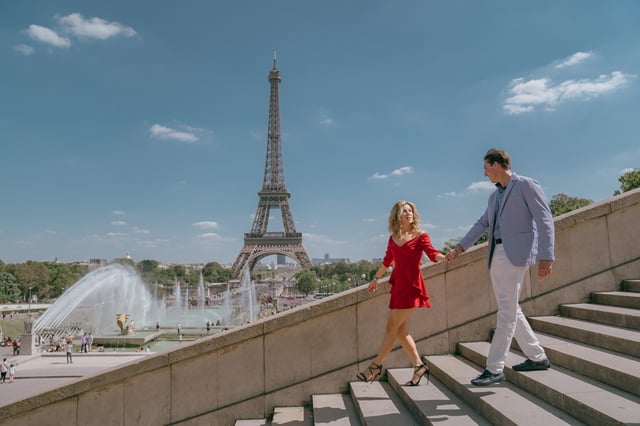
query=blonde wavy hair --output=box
[388,200,421,237]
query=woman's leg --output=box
[396,321,421,366]
[372,308,414,366]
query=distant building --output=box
[311,253,350,266]
[87,259,107,272]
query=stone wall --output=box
[2,188,640,426]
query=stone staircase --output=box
[235,279,640,425]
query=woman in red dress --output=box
[357,200,445,386]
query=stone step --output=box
[459,341,640,426]
[531,331,640,396]
[235,420,268,426]
[592,291,640,309]
[349,380,417,425]
[271,406,312,426]
[385,367,492,425]
[425,353,583,425]
[559,303,640,330]
[530,316,640,357]
[312,394,362,426]
[622,279,640,292]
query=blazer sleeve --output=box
[522,178,555,261]
[459,195,493,250]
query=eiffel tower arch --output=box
[231,53,312,279]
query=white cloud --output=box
[14,44,34,55]
[27,25,71,47]
[504,71,635,115]
[111,220,127,226]
[370,172,388,180]
[193,221,219,230]
[391,166,414,176]
[363,218,376,223]
[149,124,199,143]
[620,167,636,175]
[555,51,593,69]
[370,166,414,180]
[444,180,494,197]
[197,232,222,240]
[113,210,126,216]
[467,181,495,192]
[57,13,137,40]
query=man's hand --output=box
[537,260,553,280]
[445,244,463,262]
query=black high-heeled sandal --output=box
[405,361,430,386]
[356,362,383,383]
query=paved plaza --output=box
[0,344,148,407]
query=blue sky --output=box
[1,1,639,266]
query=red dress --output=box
[383,232,441,309]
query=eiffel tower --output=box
[231,53,312,278]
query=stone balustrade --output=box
[2,188,639,425]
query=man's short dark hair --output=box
[484,148,511,170]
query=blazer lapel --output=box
[498,173,518,217]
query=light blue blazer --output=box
[460,173,555,268]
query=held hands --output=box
[537,260,553,280]
[445,244,463,262]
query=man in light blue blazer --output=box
[446,148,554,386]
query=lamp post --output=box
[28,287,32,316]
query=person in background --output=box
[446,148,554,386]
[1,358,8,383]
[65,340,73,364]
[357,200,445,386]
[8,361,15,383]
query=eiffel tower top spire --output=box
[263,49,285,191]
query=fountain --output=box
[198,272,205,312]
[33,263,259,348]
[233,268,259,324]
[34,263,157,337]
[173,276,183,313]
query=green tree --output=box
[10,261,50,302]
[202,262,232,283]
[0,272,19,302]
[296,270,317,296]
[309,260,380,292]
[46,262,85,299]
[138,259,159,274]
[549,193,593,216]
[614,168,640,195]
[441,237,461,255]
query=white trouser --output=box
[487,245,546,374]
